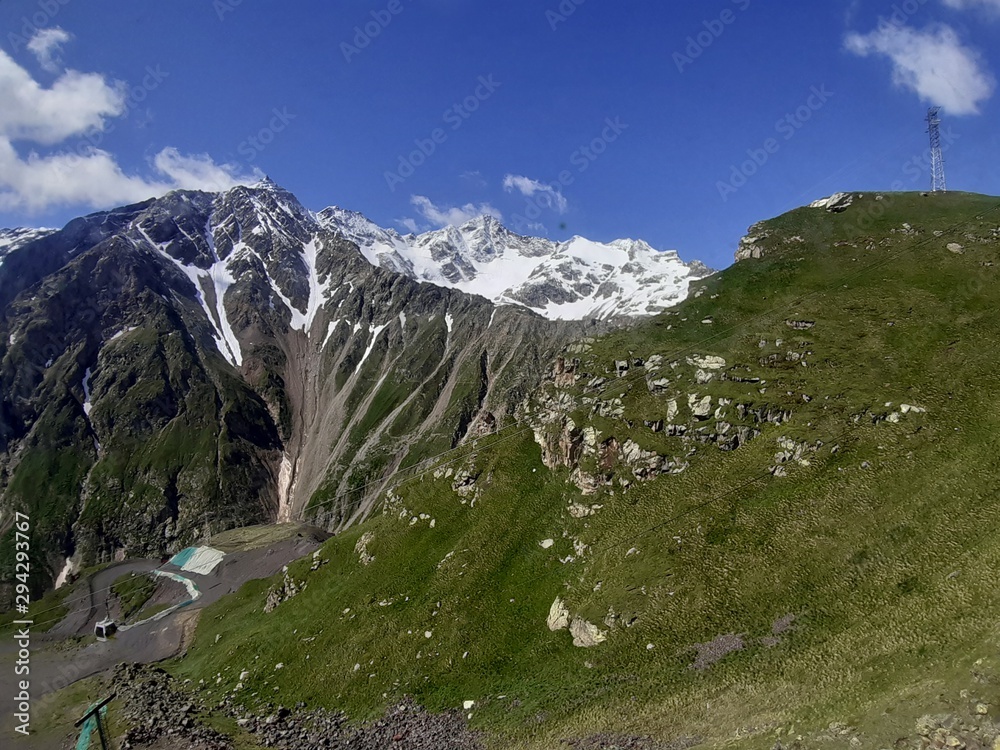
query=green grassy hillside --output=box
[174,192,1000,748]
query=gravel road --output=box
[0,530,324,740]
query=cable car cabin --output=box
[95,619,117,641]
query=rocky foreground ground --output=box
[113,663,486,749]
[92,662,1000,750]
[109,663,706,749]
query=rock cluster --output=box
[912,711,1000,750]
[569,617,608,648]
[229,698,484,750]
[809,192,854,213]
[547,597,571,631]
[563,734,701,750]
[735,223,771,261]
[113,664,235,749]
[112,664,486,749]
[554,356,582,387]
[264,565,307,613]
[783,708,1000,750]
[525,345,798,496]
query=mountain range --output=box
[6,189,1000,750]
[174,190,1000,750]
[316,203,711,320]
[0,180,707,592]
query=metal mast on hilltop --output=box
[926,107,947,193]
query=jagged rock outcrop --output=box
[734,223,771,261]
[809,192,854,212]
[570,617,608,648]
[263,565,306,613]
[547,597,571,631]
[522,333,803,498]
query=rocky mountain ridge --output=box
[315,205,712,320]
[0,182,596,591]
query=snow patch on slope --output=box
[283,238,329,333]
[0,227,55,268]
[54,556,79,589]
[277,455,294,523]
[139,225,243,367]
[322,319,342,349]
[355,323,388,374]
[82,367,94,416]
[108,326,137,343]
[204,222,244,366]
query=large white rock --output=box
[570,617,607,648]
[687,355,726,370]
[688,394,712,419]
[810,192,854,212]
[666,399,679,422]
[547,598,571,631]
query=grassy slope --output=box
[111,572,157,621]
[174,192,1000,748]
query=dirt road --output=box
[0,528,325,740]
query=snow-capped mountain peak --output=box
[4,183,711,326]
[317,208,711,320]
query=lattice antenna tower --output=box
[926,107,947,193]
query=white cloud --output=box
[0,49,124,144]
[397,217,421,234]
[153,148,257,192]
[845,24,995,115]
[27,28,71,73]
[409,195,502,228]
[941,0,1000,12]
[502,174,568,213]
[0,42,258,215]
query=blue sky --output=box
[1,0,999,269]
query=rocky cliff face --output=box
[521,335,812,497]
[0,182,591,591]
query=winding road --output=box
[0,530,324,741]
